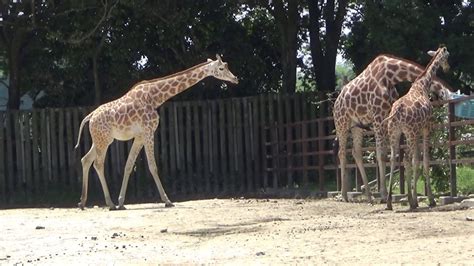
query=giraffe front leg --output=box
[117,138,144,210]
[404,153,416,210]
[78,145,97,210]
[92,144,116,210]
[144,138,174,208]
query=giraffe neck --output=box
[136,61,213,108]
[412,53,442,95]
[365,55,451,94]
[383,56,422,84]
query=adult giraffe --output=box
[75,55,238,210]
[333,54,453,202]
[385,46,450,210]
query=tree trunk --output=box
[274,0,299,94]
[308,0,348,93]
[7,36,23,110]
[92,37,106,105]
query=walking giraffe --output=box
[333,54,453,202]
[385,46,450,210]
[75,55,238,210]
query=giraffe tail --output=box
[382,110,397,127]
[332,137,339,156]
[75,112,93,149]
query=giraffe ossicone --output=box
[385,46,449,210]
[75,55,238,210]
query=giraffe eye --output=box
[219,67,224,71]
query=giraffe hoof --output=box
[429,201,436,208]
[109,205,119,211]
[165,202,175,208]
[117,205,127,210]
[77,202,85,210]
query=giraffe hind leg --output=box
[351,127,372,203]
[423,128,436,207]
[337,131,349,202]
[117,138,144,209]
[386,129,401,210]
[374,126,388,202]
[410,137,420,209]
[78,144,97,210]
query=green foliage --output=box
[2,1,473,108]
[335,61,356,90]
[457,166,474,195]
[345,0,473,94]
[5,1,285,108]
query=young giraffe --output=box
[75,55,238,210]
[333,54,453,203]
[385,46,450,210]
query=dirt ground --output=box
[1,198,474,265]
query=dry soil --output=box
[1,198,474,265]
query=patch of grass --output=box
[388,172,428,195]
[387,166,474,196]
[457,166,474,196]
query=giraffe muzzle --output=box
[230,76,239,84]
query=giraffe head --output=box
[427,46,450,73]
[207,54,239,84]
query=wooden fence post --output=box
[301,97,309,187]
[0,112,5,202]
[317,92,326,191]
[260,95,268,189]
[285,96,293,187]
[448,101,457,197]
[317,118,325,191]
[268,95,278,189]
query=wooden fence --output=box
[0,93,472,207]
[265,94,474,196]
[0,94,332,206]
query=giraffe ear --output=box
[216,54,222,61]
[427,51,436,57]
[207,58,213,62]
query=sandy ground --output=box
[1,198,474,265]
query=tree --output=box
[307,0,349,92]
[0,0,40,109]
[271,0,300,94]
[345,0,473,93]
[243,0,303,95]
[0,0,120,109]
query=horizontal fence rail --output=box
[264,94,474,195]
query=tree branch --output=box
[68,0,120,45]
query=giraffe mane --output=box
[377,53,425,70]
[377,53,453,91]
[131,60,213,89]
[415,48,441,82]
